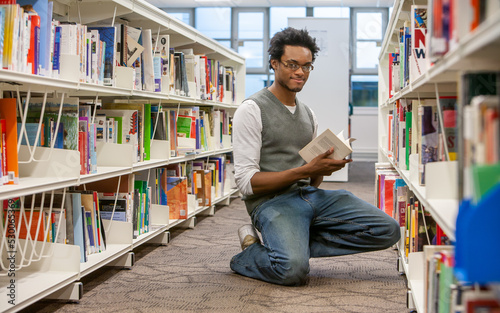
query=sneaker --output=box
[238,224,261,250]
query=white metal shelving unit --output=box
[378,0,500,311]
[0,0,245,312]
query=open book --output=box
[299,129,356,162]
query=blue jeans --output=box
[230,186,401,286]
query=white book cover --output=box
[94,114,107,143]
[299,129,356,162]
[194,55,201,99]
[141,29,155,92]
[157,34,170,93]
[410,5,428,83]
[212,110,221,150]
[184,54,197,98]
[59,24,78,55]
[90,29,99,84]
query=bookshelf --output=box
[378,0,500,312]
[0,0,245,312]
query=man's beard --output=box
[278,78,303,92]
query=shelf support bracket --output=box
[107,251,135,269]
[45,282,83,303]
[149,231,171,245]
[178,216,196,229]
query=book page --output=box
[299,129,356,163]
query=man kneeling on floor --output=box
[230,27,400,286]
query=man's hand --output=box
[305,147,352,177]
[249,147,352,196]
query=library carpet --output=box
[24,162,407,313]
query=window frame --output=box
[350,7,388,75]
[231,7,270,74]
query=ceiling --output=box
[145,0,395,8]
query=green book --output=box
[472,163,500,203]
[405,111,412,170]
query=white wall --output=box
[350,107,378,161]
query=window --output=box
[350,8,389,107]
[351,8,388,74]
[232,8,269,75]
[245,74,272,98]
[162,8,194,26]
[351,75,379,107]
[195,7,231,39]
[269,7,306,38]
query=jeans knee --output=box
[277,258,309,286]
[386,219,401,246]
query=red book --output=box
[28,14,41,75]
[78,132,87,174]
[0,99,19,184]
[0,119,7,184]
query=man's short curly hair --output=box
[268,27,320,70]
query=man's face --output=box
[272,45,313,93]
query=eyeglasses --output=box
[279,60,314,73]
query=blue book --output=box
[17,122,42,146]
[68,193,87,263]
[53,25,61,75]
[17,0,52,75]
[85,211,95,253]
[157,168,168,206]
[87,26,117,86]
[89,123,97,173]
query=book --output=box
[0,98,19,184]
[157,167,168,206]
[97,108,140,162]
[87,26,117,86]
[98,193,129,222]
[410,5,428,83]
[25,97,79,151]
[299,128,356,162]
[166,176,187,220]
[65,192,87,262]
[418,101,438,185]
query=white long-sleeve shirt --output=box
[232,99,318,196]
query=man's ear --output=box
[270,59,278,71]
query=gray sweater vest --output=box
[243,88,315,214]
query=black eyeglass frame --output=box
[278,60,314,73]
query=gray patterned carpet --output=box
[23,162,407,313]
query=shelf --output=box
[0,1,245,312]
[0,69,240,108]
[381,150,458,242]
[0,270,80,313]
[0,147,233,201]
[0,177,79,201]
[132,225,169,248]
[400,250,425,313]
[79,243,132,277]
[0,242,80,313]
[379,3,500,105]
[64,0,244,67]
